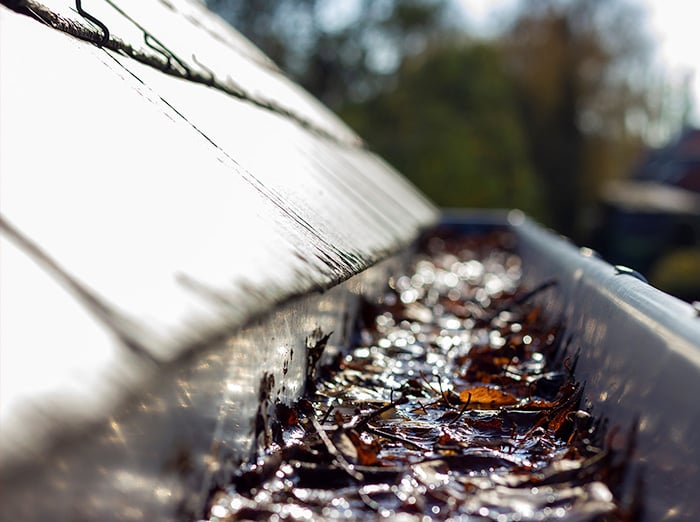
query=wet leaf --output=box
[348,430,380,466]
[519,399,558,410]
[459,386,519,408]
[276,404,299,426]
[205,232,632,522]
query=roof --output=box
[0,0,438,469]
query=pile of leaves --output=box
[203,232,638,521]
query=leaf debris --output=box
[203,231,638,521]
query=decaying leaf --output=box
[205,232,632,522]
[459,386,519,408]
[348,430,380,466]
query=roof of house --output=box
[0,0,438,471]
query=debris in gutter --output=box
[201,231,640,521]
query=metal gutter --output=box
[441,209,700,521]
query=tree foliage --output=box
[341,44,543,217]
[206,0,450,108]
[207,0,656,238]
[501,0,652,236]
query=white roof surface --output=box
[0,0,437,466]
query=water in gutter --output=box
[199,230,639,521]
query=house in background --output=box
[594,127,700,302]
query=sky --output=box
[642,0,700,124]
[456,0,700,129]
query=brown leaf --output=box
[276,404,299,426]
[519,399,558,410]
[348,430,380,466]
[459,386,518,408]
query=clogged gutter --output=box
[202,231,638,521]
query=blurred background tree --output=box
[341,44,543,218]
[501,0,653,237]
[206,0,451,107]
[207,0,667,241]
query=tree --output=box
[205,0,451,109]
[341,44,543,216]
[502,0,652,238]
[207,0,656,238]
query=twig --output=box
[490,278,558,319]
[365,426,430,451]
[320,403,335,425]
[448,393,471,425]
[355,396,408,432]
[299,401,363,481]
